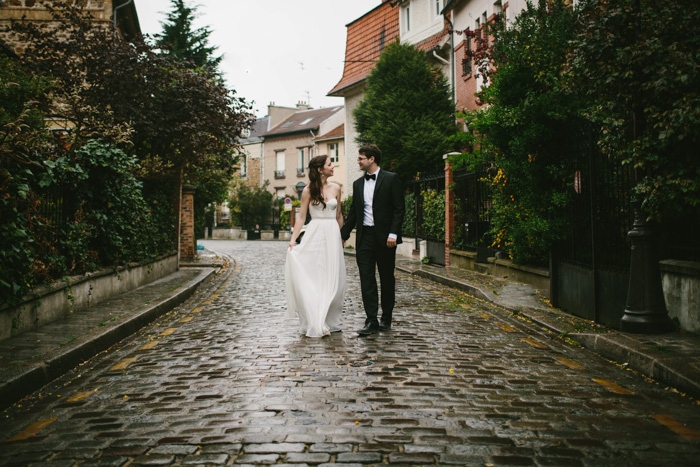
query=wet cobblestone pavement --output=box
[2,240,700,466]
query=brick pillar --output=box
[180,184,196,261]
[444,154,455,268]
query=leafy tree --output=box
[462,0,580,265]
[568,0,700,219]
[154,0,222,73]
[354,41,457,179]
[10,2,253,199]
[228,181,273,229]
[0,1,253,304]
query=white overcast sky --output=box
[134,0,380,117]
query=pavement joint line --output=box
[652,414,700,441]
[521,337,548,349]
[5,418,57,442]
[593,377,635,395]
[66,391,93,403]
[554,357,585,370]
[139,340,159,351]
[110,357,137,371]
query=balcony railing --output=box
[274,170,285,179]
[297,168,305,176]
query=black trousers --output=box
[356,227,397,326]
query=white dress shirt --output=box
[363,168,378,226]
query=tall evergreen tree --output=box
[154,0,222,73]
[354,41,457,180]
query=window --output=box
[275,150,285,178]
[297,147,306,175]
[435,0,442,16]
[275,188,285,199]
[462,32,472,76]
[241,153,247,177]
[329,143,339,163]
[403,4,410,32]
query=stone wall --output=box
[0,254,179,341]
[661,260,700,333]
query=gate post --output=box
[444,153,460,268]
[180,184,196,262]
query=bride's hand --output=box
[288,242,295,250]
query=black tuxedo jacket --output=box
[341,169,405,247]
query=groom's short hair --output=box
[359,144,382,165]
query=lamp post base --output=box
[620,200,675,334]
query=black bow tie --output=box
[365,173,376,181]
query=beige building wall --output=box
[263,134,315,200]
[314,137,346,200]
[342,91,366,198]
[399,0,445,46]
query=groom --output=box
[341,144,405,336]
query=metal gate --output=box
[551,125,634,328]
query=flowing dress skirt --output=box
[285,214,346,337]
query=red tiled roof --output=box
[413,21,450,53]
[315,124,345,142]
[327,3,399,96]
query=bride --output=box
[285,155,347,337]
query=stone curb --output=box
[0,267,217,411]
[394,262,700,400]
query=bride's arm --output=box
[289,187,310,248]
[335,185,344,230]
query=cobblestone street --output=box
[2,240,700,466]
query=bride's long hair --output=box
[307,155,328,209]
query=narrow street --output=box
[2,240,700,466]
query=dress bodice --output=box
[309,198,338,220]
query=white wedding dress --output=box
[285,198,346,337]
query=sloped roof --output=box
[414,23,450,53]
[314,124,345,142]
[262,107,344,138]
[241,116,270,144]
[327,2,399,96]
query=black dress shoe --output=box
[357,322,379,336]
[378,321,391,331]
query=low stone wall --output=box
[450,249,550,295]
[397,237,417,258]
[211,227,246,240]
[661,260,700,333]
[0,254,179,341]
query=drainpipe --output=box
[432,49,449,66]
[113,0,133,42]
[443,12,456,105]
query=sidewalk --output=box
[1,246,699,414]
[394,255,700,400]
[0,251,227,411]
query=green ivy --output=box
[402,194,416,237]
[422,189,445,241]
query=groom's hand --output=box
[386,237,397,248]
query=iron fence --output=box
[404,170,446,265]
[452,167,493,258]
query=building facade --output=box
[260,105,345,201]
